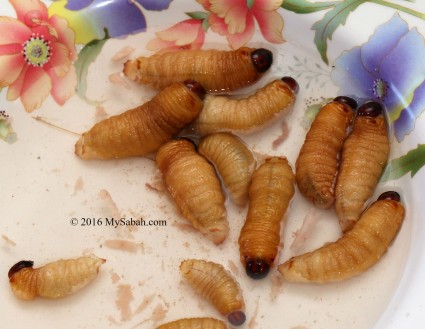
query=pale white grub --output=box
[9,254,105,300]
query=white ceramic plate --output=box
[1,1,424,328]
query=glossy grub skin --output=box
[192,77,297,135]
[8,255,105,300]
[278,194,405,283]
[295,98,356,208]
[123,47,272,93]
[239,157,295,279]
[335,103,389,232]
[156,317,228,329]
[180,259,245,326]
[156,139,229,244]
[198,132,257,206]
[75,81,204,159]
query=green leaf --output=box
[202,17,210,31]
[246,0,254,10]
[0,118,16,144]
[186,11,209,20]
[281,0,338,14]
[74,29,110,105]
[301,98,332,129]
[186,12,210,31]
[381,144,425,182]
[311,0,368,64]
[368,0,425,20]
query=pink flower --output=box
[198,0,285,49]
[147,19,205,53]
[0,0,77,112]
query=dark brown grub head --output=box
[251,48,273,73]
[378,191,401,202]
[227,310,246,326]
[357,101,383,117]
[184,79,206,100]
[334,96,358,110]
[281,76,300,94]
[245,258,271,280]
[8,260,34,279]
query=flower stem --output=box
[368,0,425,20]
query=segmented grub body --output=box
[180,259,245,326]
[296,99,355,208]
[239,157,295,279]
[278,195,404,283]
[8,255,105,300]
[335,107,389,232]
[123,47,272,92]
[198,132,256,206]
[192,78,297,135]
[156,317,227,329]
[156,139,229,244]
[75,81,204,159]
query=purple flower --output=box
[65,0,173,12]
[64,0,93,10]
[331,14,425,142]
[49,0,173,43]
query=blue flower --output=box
[49,0,173,44]
[331,14,425,142]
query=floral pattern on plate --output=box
[0,0,424,178]
[147,0,285,52]
[0,0,77,113]
[48,0,173,44]
[0,110,16,143]
[331,14,425,143]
